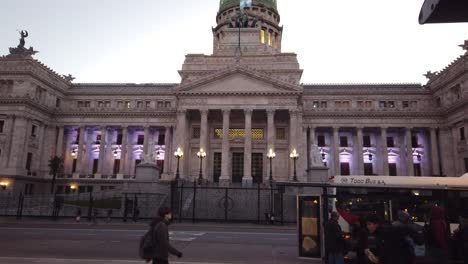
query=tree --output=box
[48,156,64,194]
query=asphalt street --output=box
[0,221,321,264]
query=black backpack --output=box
[139,222,161,260]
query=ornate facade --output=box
[0,1,467,194]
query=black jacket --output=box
[150,218,181,260]
[358,224,424,264]
[325,219,345,253]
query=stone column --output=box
[200,109,209,180]
[289,110,298,179]
[266,110,275,180]
[405,127,415,176]
[356,127,364,175]
[119,126,128,177]
[220,109,231,183]
[310,126,316,146]
[243,109,253,185]
[173,110,188,178]
[143,126,150,155]
[308,126,316,170]
[381,127,389,176]
[332,127,340,176]
[75,126,85,177]
[37,124,48,174]
[97,127,107,175]
[465,121,468,153]
[430,127,440,176]
[163,126,171,176]
[451,126,460,175]
[56,126,65,158]
[297,113,307,181]
[21,118,32,167]
[439,127,455,176]
[2,115,15,168]
[8,116,27,171]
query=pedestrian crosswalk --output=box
[169,231,206,242]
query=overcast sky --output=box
[1,0,466,84]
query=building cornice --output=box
[0,58,71,91]
[177,65,303,95]
[303,110,442,119]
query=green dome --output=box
[219,0,277,12]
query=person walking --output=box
[391,210,425,264]
[133,207,140,223]
[453,216,468,264]
[106,209,113,223]
[75,208,82,223]
[148,207,182,264]
[357,214,382,264]
[325,212,346,264]
[92,208,99,224]
[428,205,449,264]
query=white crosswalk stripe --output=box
[170,231,206,242]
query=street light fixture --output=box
[0,181,8,190]
[197,148,206,184]
[174,147,184,180]
[267,148,276,184]
[290,149,299,182]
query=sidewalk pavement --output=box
[0,216,297,230]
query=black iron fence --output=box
[169,181,287,224]
[0,180,301,223]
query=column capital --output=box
[266,109,276,115]
[289,109,300,115]
[176,109,187,115]
[356,126,364,131]
[200,108,209,115]
[332,126,340,132]
[244,108,253,115]
[380,126,389,130]
[222,109,231,115]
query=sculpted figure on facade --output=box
[142,152,156,164]
[8,30,38,57]
[310,144,325,167]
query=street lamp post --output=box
[174,147,184,180]
[267,148,276,184]
[290,149,299,182]
[197,148,206,184]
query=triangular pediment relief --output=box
[176,66,302,95]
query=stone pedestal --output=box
[124,163,165,194]
[242,177,253,188]
[219,177,230,187]
[306,167,330,183]
[135,162,160,182]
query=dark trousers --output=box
[152,258,168,264]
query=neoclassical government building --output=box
[0,0,467,194]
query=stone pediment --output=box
[176,66,302,95]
